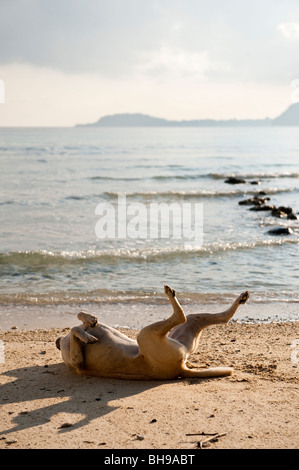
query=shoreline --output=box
[0,316,299,449]
[0,298,298,331]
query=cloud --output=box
[277,22,299,39]
[1,0,299,85]
[1,1,299,125]
[0,0,164,76]
[135,47,211,80]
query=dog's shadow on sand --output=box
[0,362,167,436]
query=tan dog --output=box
[56,285,249,380]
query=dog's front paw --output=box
[238,291,249,304]
[86,314,98,328]
[164,285,176,298]
[78,311,98,327]
[84,333,98,344]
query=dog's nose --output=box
[55,337,62,350]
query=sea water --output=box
[0,126,298,327]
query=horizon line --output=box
[1,102,298,128]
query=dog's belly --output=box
[80,325,147,377]
[83,339,141,375]
[83,341,184,379]
[84,325,187,379]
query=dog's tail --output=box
[180,366,233,378]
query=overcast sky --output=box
[1,0,299,126]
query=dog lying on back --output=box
[56,285,249,380]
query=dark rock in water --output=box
[277,206,293,215]
[271,208,285,218]
[239,199,257,206]
[239,196,270,206]
[225,176,246,184]
[250,204,275,211]
[239,198,258,206]
[272,206,296,219]
[250,180,261,185]
[258,190,267,196]
[267,227,293,236]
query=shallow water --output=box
[0,126,298,326]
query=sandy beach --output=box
[1,319,298,450]
[2,0,299,457]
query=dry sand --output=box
[0,321,298,450]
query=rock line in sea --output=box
[224,177,297,236]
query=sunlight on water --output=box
[0,127,298,323]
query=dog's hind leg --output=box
[173,292,249,379]
[139,285,186,338]
[198,291,249,327]
[69,326,98,370]
[169,291,249,355]
[136,285,188,368]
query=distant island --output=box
[76,102,299,127]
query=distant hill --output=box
[80,113,178,127]
[272,102,299,126]
[76,104,299,127]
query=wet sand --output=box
[1,298,298,331]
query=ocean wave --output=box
[1,239,297,269]
[259,218,299,229]
[89,175,141,181]
[151,174,211,180]
[210,171,299,180]
[0,200,16,206]
[0,289,157,306]
[64,195,88,201]
[0,186,295,207]
[89,171,299,183]
[0,288,298,307]
[104,187,295,200]
[153,171,299,180]
[89,173,211,182]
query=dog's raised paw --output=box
[164,285,176,298]
[238,291,249,304]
